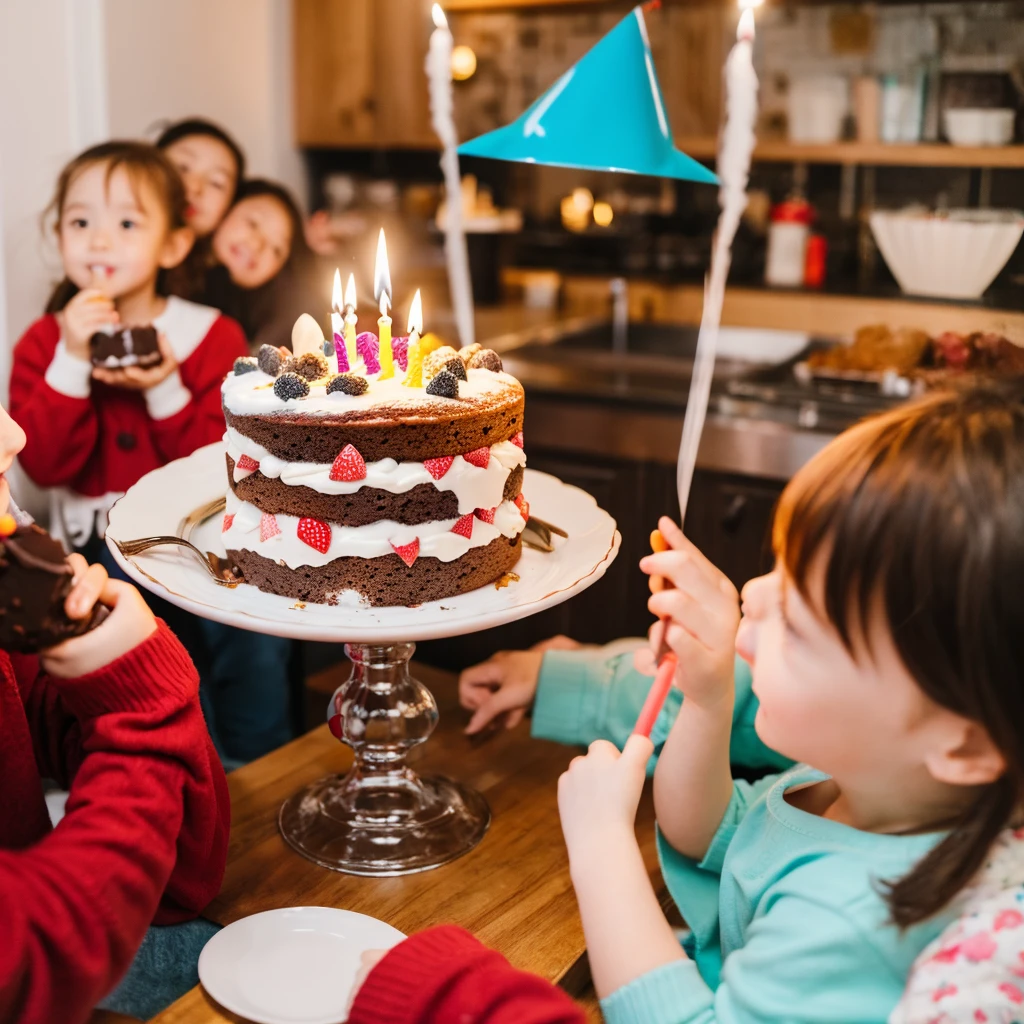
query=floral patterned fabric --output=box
[890,829,1024,1024]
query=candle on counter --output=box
[403,289,424,388]
[331,269,349,371]
[343,272,358,367]
[427,3,475,348]
[374,228,394,379]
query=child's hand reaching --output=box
[639,516,740,712]
[558,735,654,865]
[59,289,118,362]
[458,635,582,736]
[91,331,179,391]
[41,554,157,678]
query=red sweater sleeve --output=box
[0,623,230,1024]
[9,316,101,488]
[348,926,587,1024]
[149,315,247,463]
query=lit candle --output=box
[331,269,349,372]
[427,4,475,347]
[343,272,358,367]
[374,228,394,379]
[403,289,424,388]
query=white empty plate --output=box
[198,907,405,1024]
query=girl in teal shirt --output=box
[463,384,1024,1023]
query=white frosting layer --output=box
[221,366,521,418]
[222,491,526,568]
[226,428,525,514]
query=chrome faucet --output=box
[610,277,628,354]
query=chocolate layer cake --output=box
[0,520,106,652]
[220,338,528,606]
[90,325,162,369]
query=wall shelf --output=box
[676,136,1024,169]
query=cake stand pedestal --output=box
[106,442,620,876]
[279,642,490,875]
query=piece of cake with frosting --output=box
[220,318,527,606]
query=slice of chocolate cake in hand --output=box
[90,325,162,369]
[0,517,107,653]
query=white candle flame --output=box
[344,272,357,311]
[407,289,423,336]
[373,228,391,312]
[431,3,447,30]
[331,268,342,312]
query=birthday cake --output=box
[219,322,527,606]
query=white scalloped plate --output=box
[106,442,620,642]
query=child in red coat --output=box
[10,140,247,548]
[0,400,230,1024]
[10,141,293,765]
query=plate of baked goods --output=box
[106,442,619,643]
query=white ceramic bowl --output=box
[869,209,1024,300]
[943,108,1016,147]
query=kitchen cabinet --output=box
[294,0,435,148]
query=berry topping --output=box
[328,713,343,740]
[260,512,281,542]
[297,517,331,554]
[257,344,282,376]
[326,373,369,396]
[392,336,409,371]
[273,373,310,401]
[235,453,260,474]
[469,348,503,373]
[511,431,524,449]
[424,456,454,480]
[330,443,367,482]
[391,538,420,567]
[463,447,490,469]
[444,357,468,381]
[283,352,330,381]
[233,356,258,375]
[425,370,460,399]
[451,514,474,539]
[514,493,530,520]
[357,332,380,374]
[221,513,235,532]
[423,345,459,381]
[322,338,335,358]
[475,506,496,524]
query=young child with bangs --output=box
[9,141,293,766]
[346,383,1024,1024]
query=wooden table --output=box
[150,662,665,1023]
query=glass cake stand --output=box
[106,442,620,876]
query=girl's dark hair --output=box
[773,381,1024,928]
[155,117,246,198]
[44,141,190,313]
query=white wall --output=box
[104,0,304,197]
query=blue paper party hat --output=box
[457,6,717,183]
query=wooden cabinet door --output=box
[372,0,436,148]
[294,0,377,145]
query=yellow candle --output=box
[404,338,423,388]
[378,300,394,379]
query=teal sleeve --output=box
[654,774,782,991]
[531,645,792,775]
[601,890,909,1024]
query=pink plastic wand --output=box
[633,529,677,738]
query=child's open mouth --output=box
[88,264,116,280]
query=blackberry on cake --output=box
[233,357,259,375]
